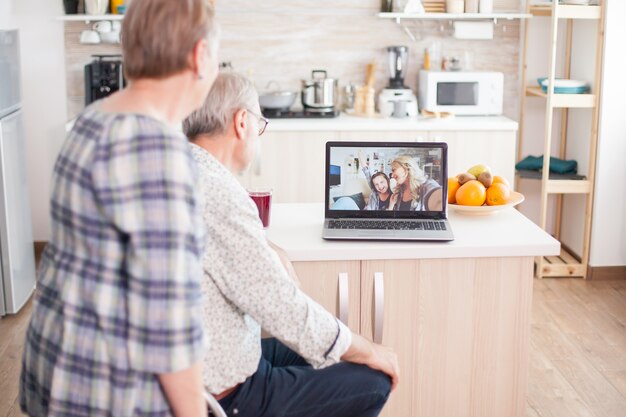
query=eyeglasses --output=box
[246,109,269,136]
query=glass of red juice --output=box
[248,189,272,228]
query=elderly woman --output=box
[389,155,442,211]
[19,1,218,416]
[182,71,399,417]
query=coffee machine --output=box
[84,55,125,105]
[378,46,418,118]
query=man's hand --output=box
[341,333,400,391]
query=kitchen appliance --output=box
[378,89,418,118]
[261,108,339,119]
[0,30,36,316]
[301,70,338,113]
[418,70,503,116]
[84,55,125,105]
[378,46,418,118]
[387,46,409,89]
[259,81,298,112]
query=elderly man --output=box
[183,71,399,417]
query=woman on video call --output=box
[389,155,442,211]
[360,155,392,210]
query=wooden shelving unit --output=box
[517,2,606,279]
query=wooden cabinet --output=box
[294,256,534,417]
[428,130,517,186]
[292,260,361,333]
[239,129,517,204]
[236,132,339,203]
[339,131,428,143]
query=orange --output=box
[447,177,460,204]
[492,175,510,188]
[486,183,511,206]
[455,180,486,206]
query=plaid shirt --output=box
[20,105,206,416]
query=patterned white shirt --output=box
[189,143,352,394]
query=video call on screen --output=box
[328,146,444,212]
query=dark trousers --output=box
[218,338,391,417]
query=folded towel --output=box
[515,155,578,174]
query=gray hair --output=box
[183,71,259,140]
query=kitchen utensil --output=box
[63,0,79,14]
[259,81,298,111]
[537,77,590,94]
[449,191,524,215]
[342,83,356,111]
[111,0,125,15]
[446,0,465,13]
[301,70,337,112]
[465,0,479,13]
[479,0,493,13]
[100,31,120,44]
[93,20,112,33]
[85,0,108,15]
[365,63,376,89]
[80,30,101,44]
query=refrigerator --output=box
[0,29,36,316]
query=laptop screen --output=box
[325,141,448,219]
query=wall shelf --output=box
[378,12,532,24]
[57,14,124,23]
[529,5,601,19]
[525,87,596,108]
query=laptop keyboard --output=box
[328,219,447,231]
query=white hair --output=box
[183,71,259,140]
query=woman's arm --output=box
[362,167,375,193]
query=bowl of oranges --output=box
[447,164,524,215]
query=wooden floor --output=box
[1,278,625,417]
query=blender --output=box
[378,46,418,118]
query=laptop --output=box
[322,141,454,241]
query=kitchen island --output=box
[267,203,559,417]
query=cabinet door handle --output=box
[373,272,385,344]
[338,273,349,325]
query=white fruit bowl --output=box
[448,191,525,216]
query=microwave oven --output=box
[418,70,503,116]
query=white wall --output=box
[6,0,67,240]
[0,0,13,29]
[589,0,626,267]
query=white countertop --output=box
[265,114,518,132]
[266,203,559,262]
